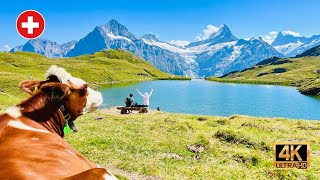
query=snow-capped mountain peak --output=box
[187,24,237,48]
[271,32,304,46]
[208,24,231,39]
[98,19,136,40]
[141,34,160,42]
[280,31,301,37]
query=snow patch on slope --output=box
[107,33,132,43]
[215,45,243,70]
[168,40,190,47]
[274,41,303,55]
[227,45,243,61]
[142,39,189,54]
[206,41,237,55]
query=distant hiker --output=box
[136,89,153,106]
[124,93,134,107]
[157,107,160,111]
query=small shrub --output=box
[216,119,228,125]
[214,130,270,151]
[229,115,240,119]
[214,130,250,145]
[205,121,217,127]
[241,122,268,131]
[196,134,210,147]
[197,117,207,121]
[272,68,287,73]
[232,154,259,166]
[257,72,270,77]
[251,156,259,166]
[176,122,193,131]
[241,122,257,128]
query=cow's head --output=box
[63,81,88,122]
[19,80,88,133]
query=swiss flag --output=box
[16,10,45,39]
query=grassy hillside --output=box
[62,110,320,179]
[0,49,189,107]
[207,56,320,95]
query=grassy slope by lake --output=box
[63,110,320,179]
[207,56,320,95]
[0,49,189,108]
[0,51,319,179]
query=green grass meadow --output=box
[64,111,320,179]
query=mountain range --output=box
[11,40,77,58]
[10,19,320,77]
[271,32,320,57]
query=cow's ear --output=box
[41,83,70,102]
[46,75,61,83]
[79,84,88,96]
[19,80,44,95]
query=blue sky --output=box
[1,0,320,50]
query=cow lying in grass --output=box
[20,65,104,134]
[0,80,116,179]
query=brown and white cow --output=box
[0,80,116,179]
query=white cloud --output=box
[3,44,11,52]
[261,31,278,44]
[168,40,190,47]
[0,45,11,52]
[281,31,301,37]
[195,24,220,41]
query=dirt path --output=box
[106,165,162,180]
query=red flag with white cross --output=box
[16,10,45,39]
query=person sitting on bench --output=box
[136,89,153,107]
[123,93,147,113]
[124,93,134,107]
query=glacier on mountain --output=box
[260,31,320,57]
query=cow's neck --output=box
[22,107,66,137]
[18,93,67,137]
[38,110,66,137]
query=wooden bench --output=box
[116,106,149,114]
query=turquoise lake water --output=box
[100,80,320,120]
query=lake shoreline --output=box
[207,77,320,97]
[101,80,320,120]
[206,76,293,86]
[100,106,319,121]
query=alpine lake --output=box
[100,79,320,120]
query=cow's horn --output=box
[68,121,78,132]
